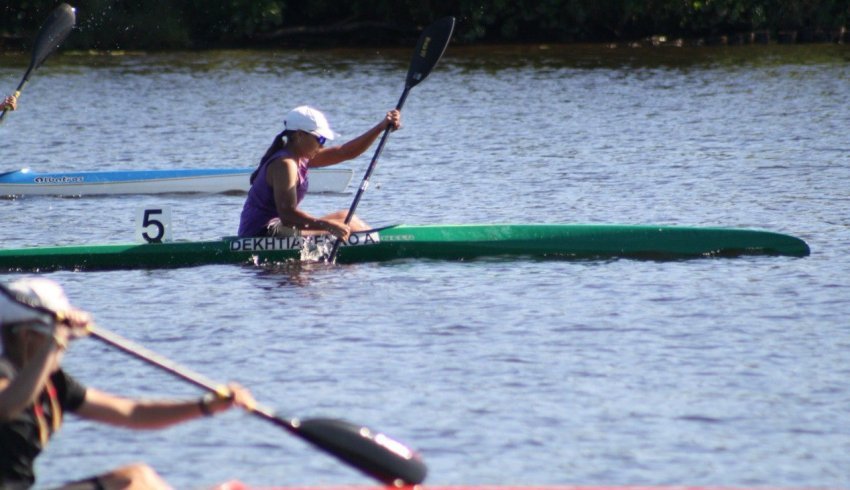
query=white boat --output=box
[0,167,353,196]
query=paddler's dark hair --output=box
[250,130,296,184]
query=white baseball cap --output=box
[283,106,337,141]
[0,278,71,327]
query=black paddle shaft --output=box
[85,326,427,485]
[0,285,426,486]
[327,17,456,263]
[0,3,76,123]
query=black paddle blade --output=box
[1,3,75,123]
[325,17,455,264]
[292,417,427,485]
[406,16,456,88]
[30,3,76,71]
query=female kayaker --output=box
[237,106,401,240]
[2,95,17,111]
[0,278,255,489]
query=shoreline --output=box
[1,27,848,53]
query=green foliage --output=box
[1,0,847,50]
[181,0,283,44]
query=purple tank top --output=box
[237,149,309,237]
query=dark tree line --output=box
[2,0,848,50]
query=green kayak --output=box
[0,224,810,273]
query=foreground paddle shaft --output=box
[1,3,76,123]
[85,324,427,485]
[327,17,456,263]
[0,285,426,485]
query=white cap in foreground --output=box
[0,277,71,327]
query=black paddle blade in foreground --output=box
[406,17,456,89]
[281,417,428,485]
[30,3,76,72]
[89,327,429,486]
[85,325,430,485]
[0,285,429,485]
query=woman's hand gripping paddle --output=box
[326,17,456,263]
[0,283,428,486]
[86,326,428,486]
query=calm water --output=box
[1,44,849,488]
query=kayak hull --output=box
[0,167,352,195]
[0,224,810,273]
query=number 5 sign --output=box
[135,207,173,243]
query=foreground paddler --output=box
[0,278,255,489]
[0,279,428,486]
[237,106,401,241]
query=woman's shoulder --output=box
[268,154,299,168]
[265,151,300,168]
[266,148,293,161]
[266,155,300,179]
